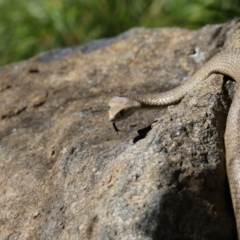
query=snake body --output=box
[108,46,240,237]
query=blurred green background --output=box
[0,0,240,66]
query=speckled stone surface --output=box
[0,19,239,240]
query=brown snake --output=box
[108,37,240,236]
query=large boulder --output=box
[1,19,239,239]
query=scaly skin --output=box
[108,44,240,238]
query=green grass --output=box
[0,0,240,65]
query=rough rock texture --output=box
[1,19,240,240]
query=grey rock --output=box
[0,19,240,239]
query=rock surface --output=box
[1,19,240,240]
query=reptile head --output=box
[108,96,141,122]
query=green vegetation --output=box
[0,0,239,65]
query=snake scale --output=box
[108,31,240,237]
